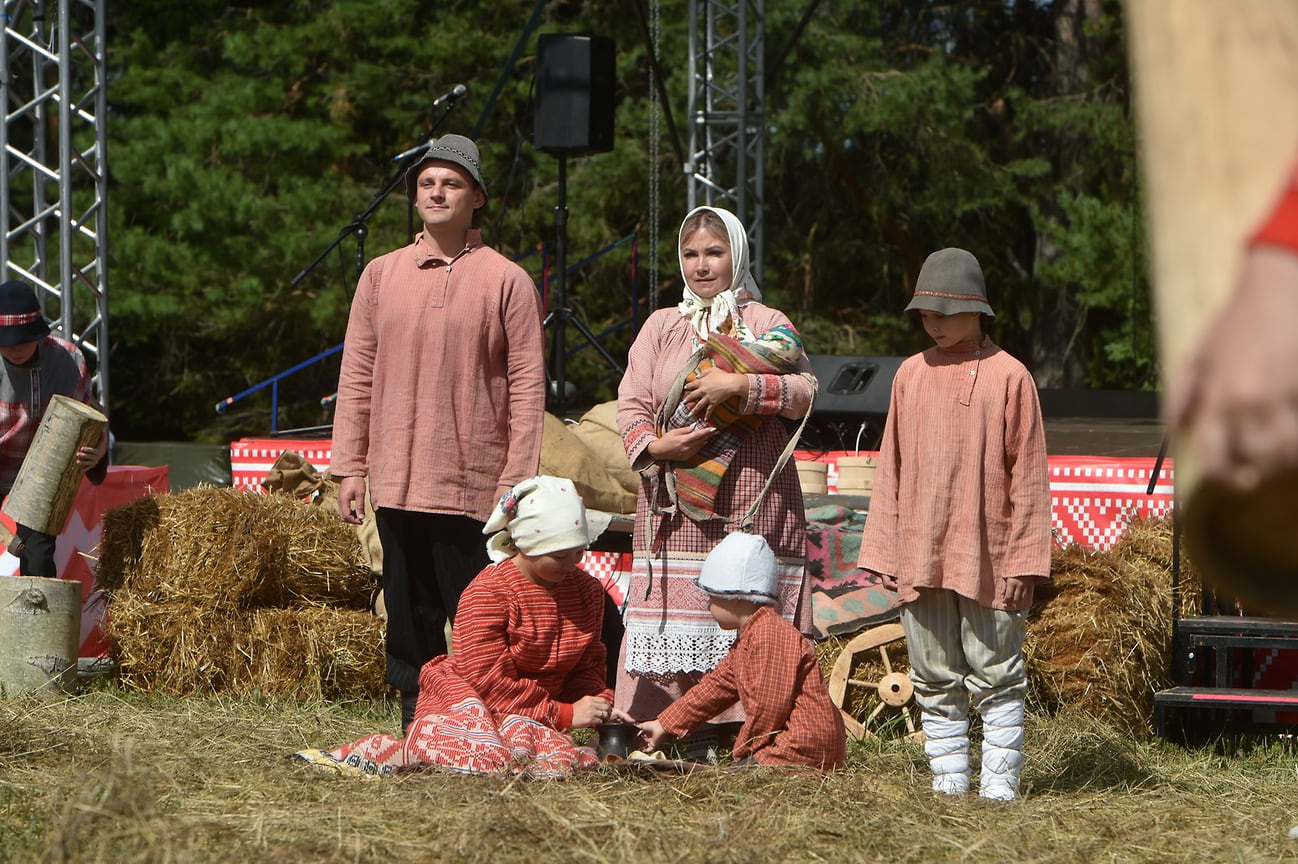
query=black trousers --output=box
[11,523,58,578]
[376,509,489,695]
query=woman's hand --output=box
[74,430,108,471]
[637,719,670,751]
[682,367,748,421]
[572,694,614,729]
[647,425,716,462]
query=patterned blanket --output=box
[804,504,900,639]
[659,325,803,521]
[293,667,599,779]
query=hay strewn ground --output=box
[2,689,1297,864]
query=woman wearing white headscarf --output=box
[615,206,817,739]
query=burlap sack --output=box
[567,401,639,502]
[260,450,383,578]
[540,409,636,515]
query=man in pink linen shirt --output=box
[331,134,546,733]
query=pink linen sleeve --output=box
[496,268,547,500]
[617,319,663,472]
[856,369,904,576]
[740,309,817,420]
[330,259,382,478]
[1002,370,1053,581]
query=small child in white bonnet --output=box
[637,532,846,770]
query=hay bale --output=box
[97,486,375,610]
[1025,517,1200,738]
[813,517,1194,738]
[108,595,387,700]
[96,496,162,594]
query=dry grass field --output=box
[3,685,1298,864]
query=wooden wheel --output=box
[827,622,921,741]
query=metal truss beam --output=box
[686,0,765,284]
[1,0,110,404]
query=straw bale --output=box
[813,517,1194,738]
[97,486,375,610]
[1025,516,1199,738]
[95,495,162,593]
[108,594,387,699]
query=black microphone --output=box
[432,83,468,108]
[392,86,470,161]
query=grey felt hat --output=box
[403,133,487,203]
[904,247,995,318]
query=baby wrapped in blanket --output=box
[657,323,805,521]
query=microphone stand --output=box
[290,98,463,290]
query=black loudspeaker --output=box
[802,355,907,450]
[534,34,616,155]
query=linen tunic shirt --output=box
[656,605,846,770]
[417,558,612,731]
[331,230,545,522]
[857,338,1051,611]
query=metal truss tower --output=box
[686,0,765,284]
[0,0,110,404]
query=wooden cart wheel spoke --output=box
[826,622,921,742]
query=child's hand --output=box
[859,567,896,590]
[637,719,669,751]
[609,707,636,724]
[74,431,108,471]
[1002,575,1033,607]
[572,695,614,729]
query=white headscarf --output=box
[482,475,591,564]
[676,206,762,343]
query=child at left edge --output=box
[638,531,846,771]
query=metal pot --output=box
[596,722,639,761]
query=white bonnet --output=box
[483,475,590,564]
[695,532,778,605]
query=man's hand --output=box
[338,476,367,525]
[1168,245,1298,492]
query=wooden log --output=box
[0,576,80,697]
[2,394,106,534]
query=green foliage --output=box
[100,0,1149,440]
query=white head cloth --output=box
[676,205,762,343]
[482,475,590,564]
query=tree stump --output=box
[2,395,106,535]
[0,576,80,697]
